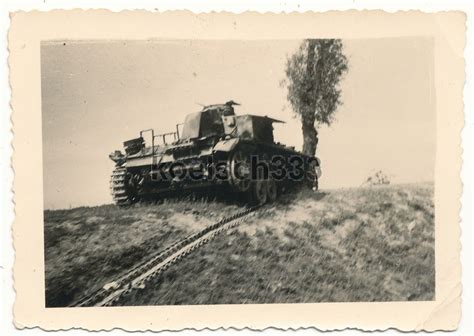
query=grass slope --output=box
[44,183,434,307]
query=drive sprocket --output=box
[110,167,135,206]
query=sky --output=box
[41,38,435,209]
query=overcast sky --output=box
[41,38,435,209]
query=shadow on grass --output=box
[132,185,328,209]
[311,191,328,201]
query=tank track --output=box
[110,167,133,207]
[70,205,260,307]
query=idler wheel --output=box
[305,158,321,191]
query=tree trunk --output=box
[302,120,318,157]
[300,40,319,157]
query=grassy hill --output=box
[44,183,434,307]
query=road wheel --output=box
[229,149,251,192]
[266,178,278,202]
[250,178,268,205]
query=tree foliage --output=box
[282,39,348,156]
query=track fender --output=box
[212,138,240,153]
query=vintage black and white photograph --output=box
[40,38,436,308]
[9,10,466,332]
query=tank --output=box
[109,101,321,206]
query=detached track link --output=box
[70,206,260,307]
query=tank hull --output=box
[111,139,320,206]
[109,102,321,206]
